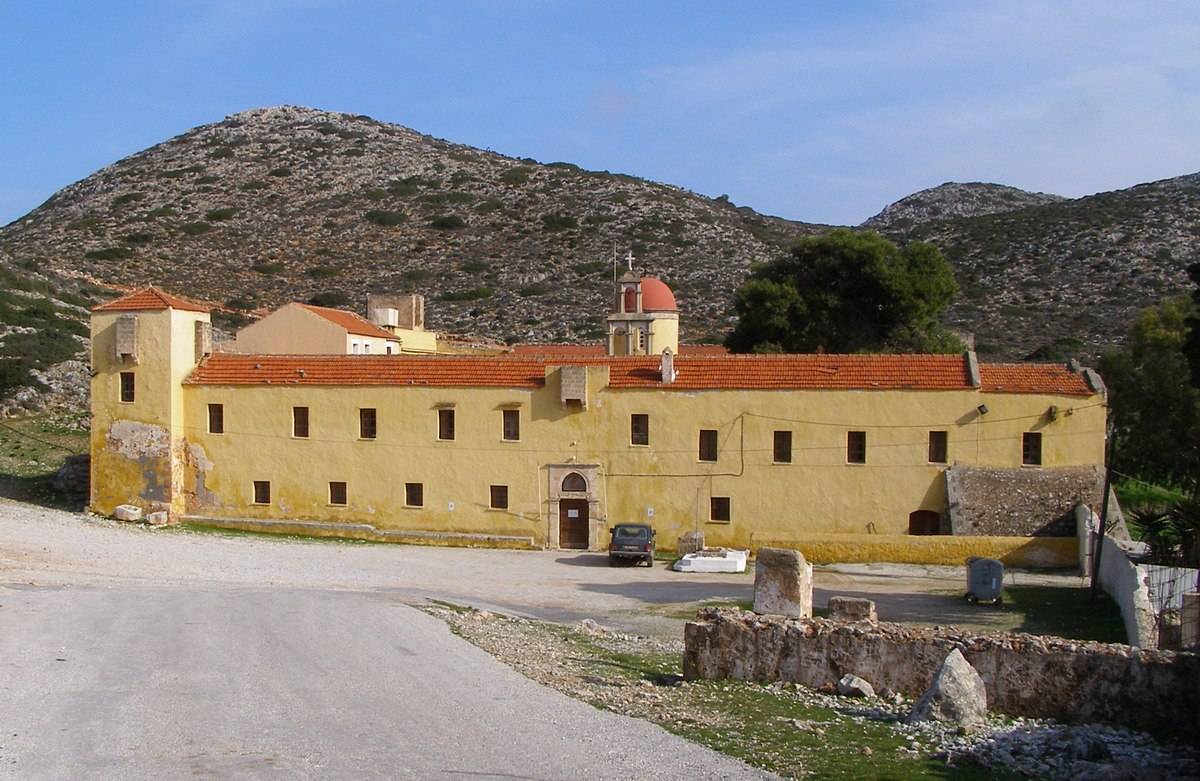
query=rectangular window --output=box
[405,482,424,507]
[438,408,455,441]
[208,403,224,434]
[847,431,867,464]
[328,481,347,506]
[698,429,718,462]
[502,409,520,441]
[252,480,271,505]
[630,414,649,446]
[293,406,309,438]
[928,431,948,464]
[363,344,371,354]
[1022,432,1043,466]
[773,430,792,463]
[119,371,135,403]
[490,485,509,510]
[710,496,731,522]
[359,408,377,440]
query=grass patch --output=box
[180,221,212,236]
[205,206,239,222]
[251,261,284,275]
[1003,585,1126,643]
[0,414,88,509]
[84,246,134,261]
[499,166,533,186]
[428,214,467,230]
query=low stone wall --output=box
[748,533,1077,568]
[683,608,1199,735]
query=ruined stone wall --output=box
[683,609,1199,735]
[946,465,1104,536]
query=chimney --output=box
[660,348,677,384]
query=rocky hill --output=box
[875,174,1200,359]
[1,105,1198,415]
[862,182,1065,230]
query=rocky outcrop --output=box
[906,649,987,728]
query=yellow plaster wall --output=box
[749,533,1079,568]
[175,374,1105,555]
[232,303,347,354]
[90,308,209,516]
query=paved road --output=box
[0,583,776,780]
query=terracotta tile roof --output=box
[92,286,211,313]
[186,351,1097,396]
[679,344,730,356]
[186,354,547,388]
[980,363,1093,395]
[299,304,397,340]
[509,343,727,356]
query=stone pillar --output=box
[752,547,812,618]
[1182,592,1200,650]
[678,531,704,556]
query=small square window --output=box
[119,372,135,403]
[502,409,520,441]
[773,430,792,463]
[631,414,649,446]
[329,481,347,506]
[207,403,224,434]
[405,482,424,507]
[698,429,718,462]
[252,480,271,505]
[360,408,377,439]
[490,485,509,510]
[1022,432,1043,466]
[847,431,867,464]
[438,409,455,441]
[928,431,948,464]
[710,496,731,522]
[293,406,309,438]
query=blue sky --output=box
[2,1,1198,227]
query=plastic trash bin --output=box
[965,556,1004,605]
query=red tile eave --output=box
[183,353,1098,396]
[298,304,397,340]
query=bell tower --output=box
[605,252,679,356]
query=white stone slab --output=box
[672,549,748,573]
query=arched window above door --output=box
[561,472,587,492]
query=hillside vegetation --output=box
[1,105,1198,413]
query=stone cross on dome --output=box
[625,250,635,271]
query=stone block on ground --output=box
[828,596,877,622]
[753,547,812,618]
[114,504,143,522]
[906,648,987,728]
[677,531,705,556]
[837,673,875,698]
[145,510,170,526]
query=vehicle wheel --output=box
[966,593,978,604]
[993,595,1004,606]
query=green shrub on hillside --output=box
[500,167,533,186]
[180,222,211,236]
[240,180,269,191]
[251,261,284,274]
[365,210,407,227]
[146,206,175,219]
[475,199,503,214]
[205,207,239,222]
[306,265,340,279]
[160,165,204,179]
[121,233,154,245]
[268,167,292,177]
[541,214,578,231]
[111,192,145,207]
[84,246,134,261]
[428,214,466,230]
[308,291,351,308]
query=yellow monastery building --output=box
[88,278,1108,562]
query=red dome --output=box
[640,277,677,312]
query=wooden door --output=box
[908,510,942,535]
[559,499,590,549]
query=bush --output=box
[541,213,578,231]
[574,261,608,275]
[475,198,503,214]
[240,180,269,191]
[122,232,154,245]
[428,214,466,230]
[519,283,551,296]
[84,246,134,261]
[111,192,145,207]
[402,268,432,282]
[268,167,292,177]
[205,207,239,222]
[308,291,351,308]
[499,167,533,186]
[440,287,493,302]
[251,261,284,274]
[146,206,175,219]
[160,165,204,179]
[306,265,340,279]
[460,260,490,273]
[225,296,257,310]
[365,188,387,201]
[365,210,407,227]
[181,222,212,236]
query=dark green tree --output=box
[725,229,961,354]
[1099,296,1200,489]
[1183,261,1200,387]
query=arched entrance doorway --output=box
[558,472,590,549]
[908,510,942,535]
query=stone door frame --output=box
[546,463,603,550]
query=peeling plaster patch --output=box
[366,505,377,515]
[106,420,170,460]
[187,442,214,472]
[279,500,292,514]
